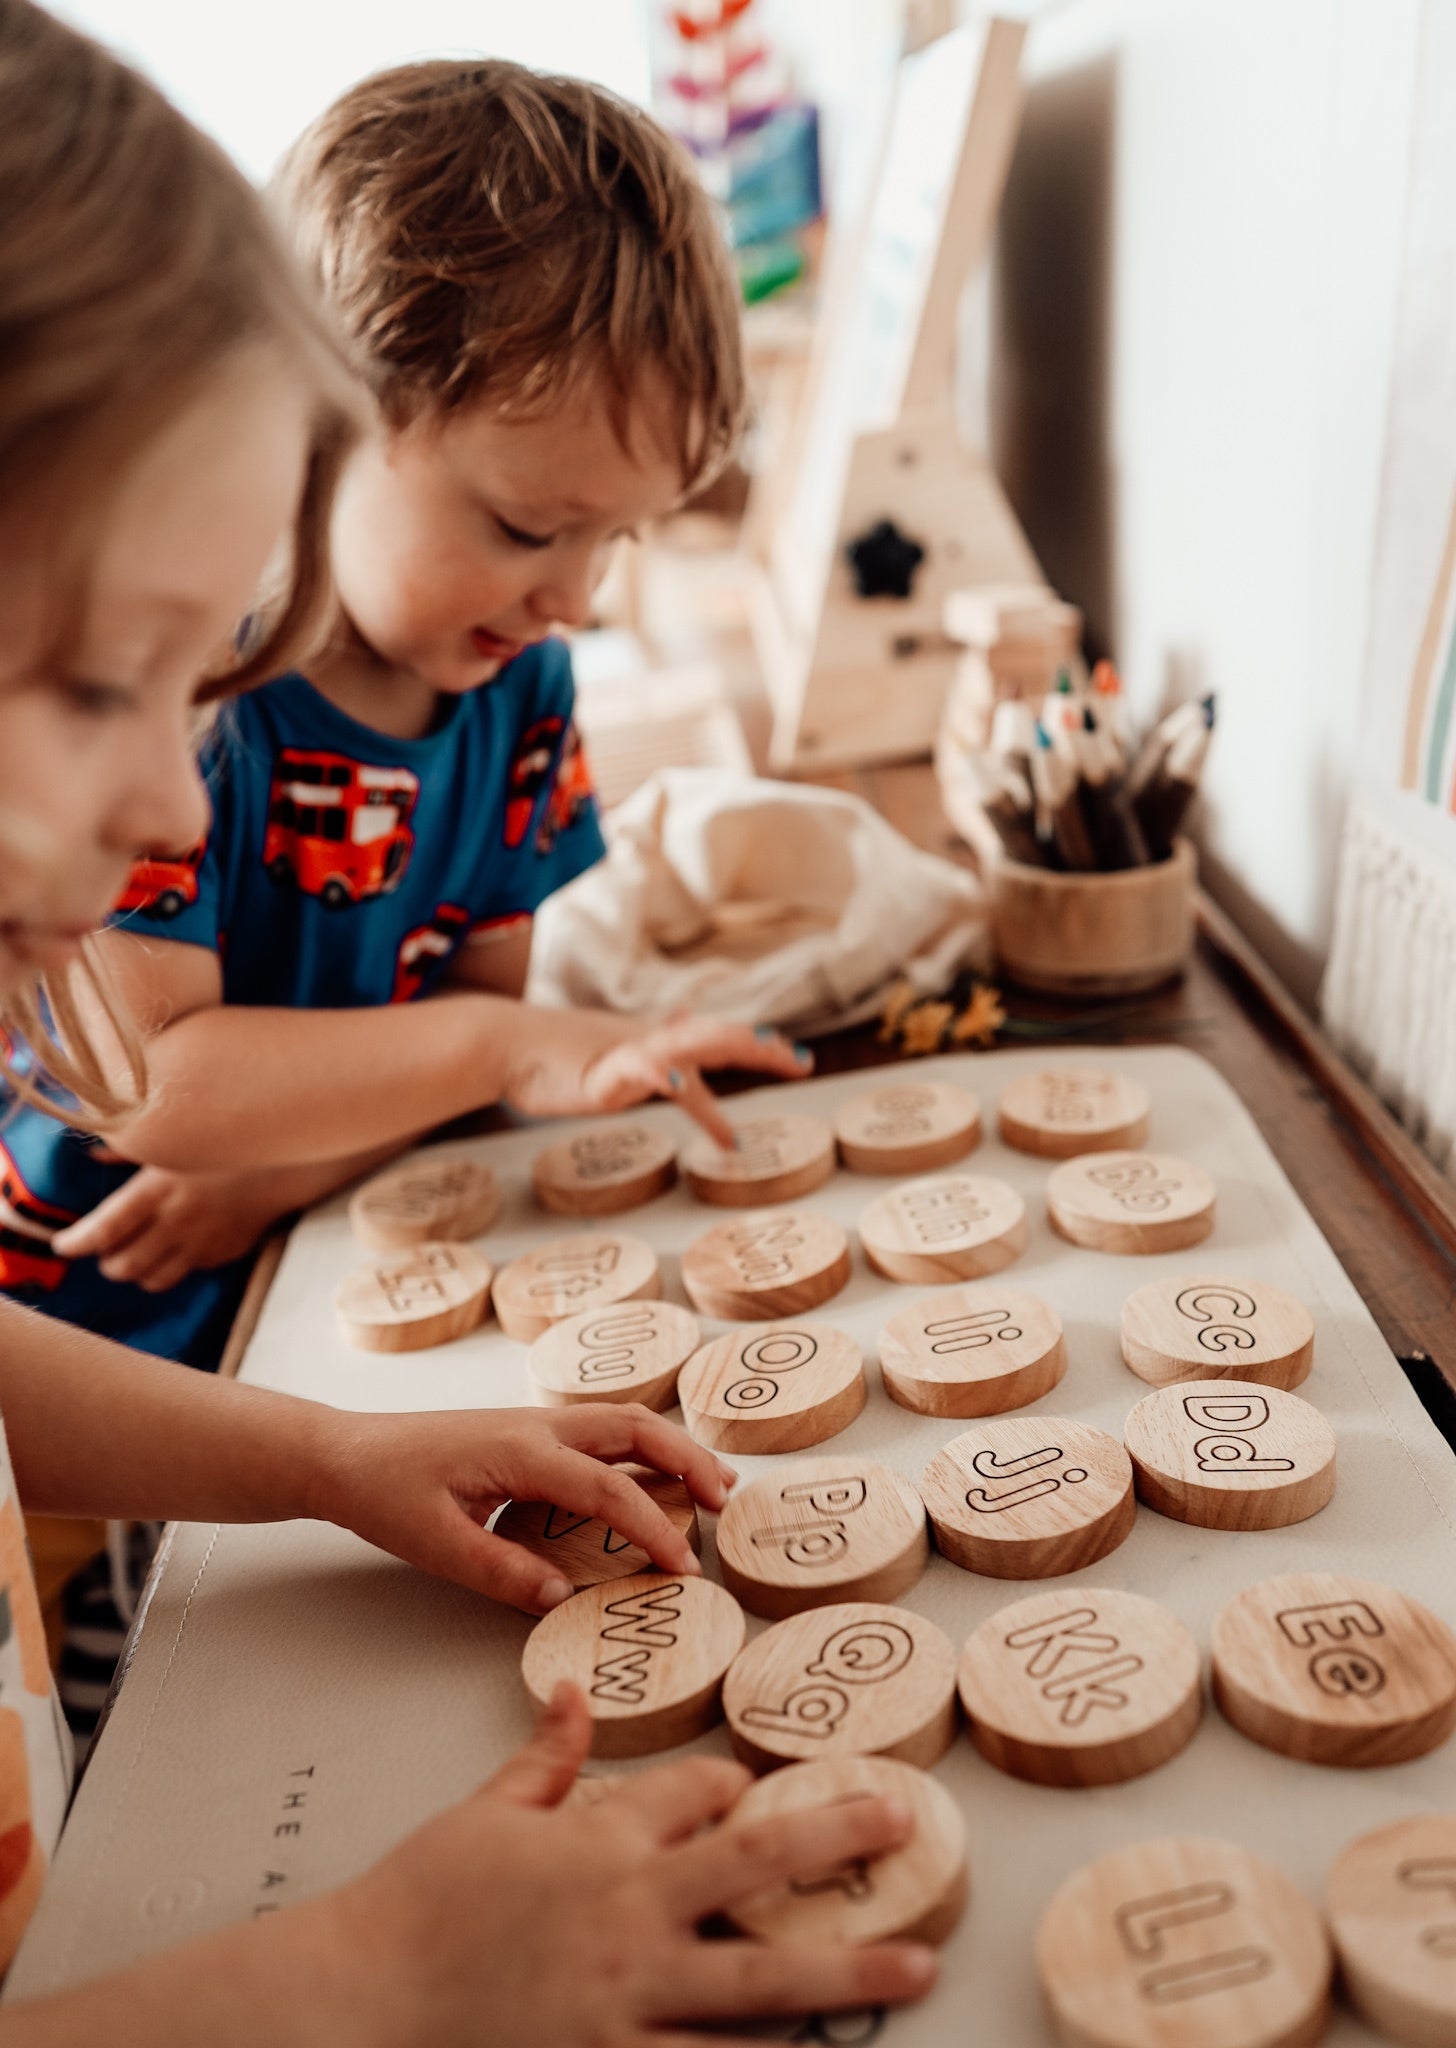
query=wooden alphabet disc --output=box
[1326,1814,1456,2047]
[349,1154,499,1252]
[492,1232,660,1343]
[725,1755,969,1947]
[526,1298,700,1412]
[998,1068,1151,1159]
[833,1081,981,1176]
[521,1570,745,1757]
[919,1416,1136,1579]
[682,1112,835,1207]
[1047,1152,1216,1255]
[493,1467,700,1590]
[1211,1573,1456,1768]
[857,1173,1027,1285]
[1124,1380,1335,1531]
[1121,1275,1315,1391]
[531,1121,678,1216]
[1037,1836,1333,2048]
[677,1322,866,1454]
[957,1587,1202,1787]
[334,1240,494,1352]
[878,1285,1066,1417]
[715,1458,929,1620]
[724,1602,958,1773]
[680,1209,851,1321]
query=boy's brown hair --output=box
[277,59,746,490]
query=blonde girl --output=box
[0,4,933,2039]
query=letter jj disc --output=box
[1211,1572,1456,1768]
[723,1601,958,1772]
[919,1415,1135,1579]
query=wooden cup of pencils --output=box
[935,649,1214,997]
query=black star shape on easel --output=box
[845,518,926,599]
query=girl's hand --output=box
[309,1403,736,1614]
[503,1010,814,1148]
[313,1684,938,2047]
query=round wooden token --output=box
[1124,1380,1335,1531]
[526,1298,700,1412]
[1120,1275,1315,1391]
[682,1112,835,1207]
[1326,1814,1456,2047]
[725,1755,969,1947]
[531,1121,677,1217]
[857,1173,1027,1285]
[334,1240,493,1352]
[878,1285,1066,1417]
[919,1415,1136,1579]
[349,1154,499,1252]
[493,1467,700,1590]
[680,1209,851,1321]
[521,1570,745,1758]
[715,1457,929,1620]
[677,1321,866,1454]
[492,1232,660,1343]
[957,1586,1202,1787]
[1047,1152,1216,1255]
[724,1602,958,1774]
[833,1081,981,1176]
[998,1067,1151,1158]
[1037,1836,1333,2048]
[1211,1572,1456,1768]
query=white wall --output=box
[992,0,1421,1002]
[51,0,652,180]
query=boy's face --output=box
[329,373,689,693]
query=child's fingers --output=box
[667,1065,736,1149]
[136,1252,195,1294]
[648,1018,814,1082]
[52,1181,160,1259]
[400,1506,578,1615]
[524,1445,702,1578]
[549,1405,737,1514]
[482,1682,591,1809]
[606,1754,750,1845]
[97,1221,184,1286]
[651,1939,938,2026]
[667,1792,913,1922]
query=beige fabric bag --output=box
[528,767,988,1033]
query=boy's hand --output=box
[51,1164,288,1293]
[311,1683,937,2047]
[309,1404,737,1615]
[505,1011,814,1148]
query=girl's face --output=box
[0,354,312,999]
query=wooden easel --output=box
[748,17,1043,773]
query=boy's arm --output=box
[445,920,533,999]
[97,929,808,1169]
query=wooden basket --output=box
[989,839,1197,998]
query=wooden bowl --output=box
[989,839,1196,998]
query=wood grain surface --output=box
[681,1112,836,1207]
[493,1468,700,1589]
[492,1232,660,1342]
[833,1081,982,1175]
[680,1209,852,1320]
[348,1156,499,1252]
[878,1284,1066,1417]
[1120,1276,1315,1391]
[1123,1380,1336,1531]
[526,1298,700,1411]
[857,1173,1027,1285]
[1047,1152,1216,1255]
[334,1241,493,1352]
[677,1321,866,1453]
[714,1458,930,1620]
[1325,1813,1456,2047]
[531,1121,678,1216]
[920,1415,1136,1579]
[997,1067,1151,1158]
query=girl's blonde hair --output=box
[0,0,360,1127]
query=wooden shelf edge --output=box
[1195,888,1456,1263]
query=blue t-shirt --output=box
[0,642,605,1366]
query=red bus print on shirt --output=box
[115,839,206,920]
[264,749,419,908]
[504,717,564,848]
[536,724,595,854]
[392,903,471,1003]
[0,1142,73,1294]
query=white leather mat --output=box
[11,1048,1456,2043]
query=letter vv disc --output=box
[957,1587,1201,1787]
[724,1602,958,1773]
[1211,1573,1456,1768]
[714,1458,929,1620]
[1037,1837,1332,2048]
[1123,1380,1335,1531]
[521,1571,745,1757]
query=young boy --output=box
[1,57,806,1375]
